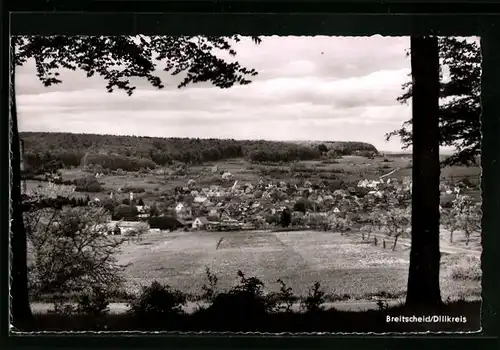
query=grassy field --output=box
[116,229,481,302]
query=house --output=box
[194,196,208,204]
[221,172,233,180]
[175,203,192,218]
[192,217,211,230]
[136,205,150,214]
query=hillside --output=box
[20,132,380,172]
[294,140,379,155]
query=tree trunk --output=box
[392,235,399,251]
[406,36,442,308]
[9,39,34,327]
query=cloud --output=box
[16,35,442,152]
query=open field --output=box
[115,229,481,302]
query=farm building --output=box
[149,216,189,231]
[192,217,211,230]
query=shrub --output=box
[101,198,118,213]
[301,282,326,313]
[326,150,341,159]
[268,279,296,313]
[328,180,344,192]
[73,176,103,192]
[449,255,481,282]
[460,177,475,188]
[76,286,111,316]
[208,271,274,318]
[201,267,219,302]
[129,281,187,317]
[280,208,291,227]
[83,153,157,172]
[113,204,138,220]
[357,150,376,158]
[122,186,146,193]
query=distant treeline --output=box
[20,132,377,171]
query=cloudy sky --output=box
[16,35,456,153]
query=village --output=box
[96,169,364,236]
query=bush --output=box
[201,267,219,302]
[327,180,345,192]
[83,153,157,172]
[122,186,146,193]
[73,177,103,192]
[356,150,376,158]
[113,204,138,220]
[207,271,274,320]
[301,282,326,313]
[129,281,187,317]
[267,279,296,313]
[449,256,481,282]
[76,287,111,316]
[293,198,314,214]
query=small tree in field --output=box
[452,193,481,245]
[379,207,411,251]
[327,214,352,235]
[441,207,461,243]
[26,207,132,297]
[356,177,412,250]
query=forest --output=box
[20,132,378,172]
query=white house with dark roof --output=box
[192,217,211,230]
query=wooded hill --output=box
[20,132,379,172]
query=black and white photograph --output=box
[10,35,482,333]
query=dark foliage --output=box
[112,204,138,220]
[24,301,479,333]
[301,281,327,313]
[280,207,292,227]
[293,197,314,214]
[317,143,328,154]
[198,270,275,331]
[22,195,89,210]
[72,176,103,192]
[20,132,327,170]
[386,37,481,166]
[76,287,111,317]
[128,281,187,321]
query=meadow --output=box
[115,229,481,305]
